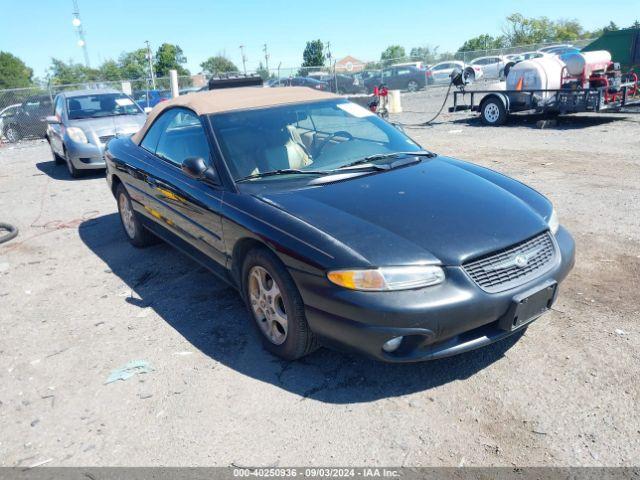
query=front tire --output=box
[115,183,156,248]
[242,247,317,360]
[480,98,507,126]
[49,140,64,165]
[65,149,81,178]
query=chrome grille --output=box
[463,232,556,293]
[99,134,115,144]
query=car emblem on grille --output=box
[482,246,543,272]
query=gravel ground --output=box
[0,93,639,467]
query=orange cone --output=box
[515,77,523,91]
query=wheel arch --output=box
[230,237,274,291]
[110,174,123,198]
[480,92,510,112]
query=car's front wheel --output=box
[242,247,317,360]
[116,183,156,248]
[65,148,81,178]
[49,140,64,165]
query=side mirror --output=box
[46,115,60,124]
[182,157,219,184]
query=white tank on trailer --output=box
[562,50,611,76]
[506,56,566,94]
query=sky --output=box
[1,0,638,79]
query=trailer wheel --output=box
[480,98,507,126]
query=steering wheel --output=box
[313,130,354,158]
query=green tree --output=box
[0,52,33,88]
[554,19,584,41]
[380,45,406,65]
[98,59,122,81]
[409,46,440,64]
[200,55,238,74]
[301,40,325,70]
[502,13,557,45]
[48,58,99,85]
[154,43,189,77]
[118,49,149,80]
[255,61,271,80]
[457,34,504,53]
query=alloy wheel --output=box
[407,81,419,92]
[118,192,137,239]
[248,265,288,345]
[5,127,18,143]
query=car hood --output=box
[256,157,551,266]
[68,114,146,136]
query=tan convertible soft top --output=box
[131,86,337,144]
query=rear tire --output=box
[406,80,419,92]
[115,183,156,248]
[480,98,507,126]
[4,125,20,143]
[242,247,318,360]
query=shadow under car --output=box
[78,213,523,404]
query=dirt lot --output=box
[0,92,639,467]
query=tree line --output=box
[1,13,639,89]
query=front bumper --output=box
[66,139,106,170]
[292,227,575,362]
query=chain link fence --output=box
[0,38,596,144]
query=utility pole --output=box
[145,40,156,90]
[239,45,247,74]
[262,43,270,76]
[71,0,90,68]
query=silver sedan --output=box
[46,89,146,178]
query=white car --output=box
[427,61,483,84]
[468,55,507,80]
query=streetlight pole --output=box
[239,45,247,74]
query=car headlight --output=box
[327,265,445,291]
[67,127,88,144]
[548,208,559,235]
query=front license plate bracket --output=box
[499,280,558,331]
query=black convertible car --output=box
[105,87,574,362]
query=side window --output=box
[54,96,64,117]
[140,111,172,153]
[155,109,211,167]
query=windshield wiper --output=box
[235,169,330,183]
[235,164,390,183]
[339,150,436,170]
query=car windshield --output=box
[67,93,142,120]
[210,100,422,182]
